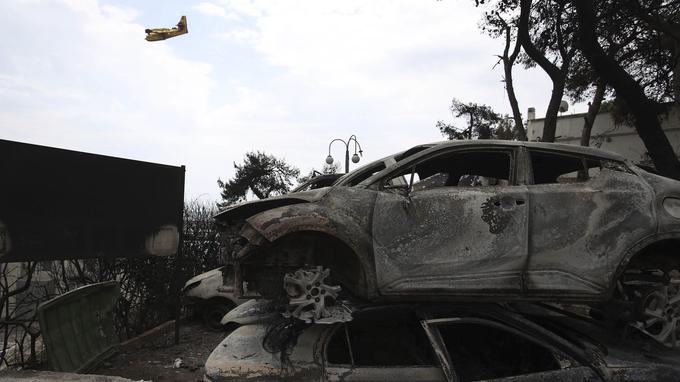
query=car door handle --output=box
[515,199,525,206]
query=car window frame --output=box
[420,317,583,382]
[321,321,447,380]
[373,146,521,192]
[526,148,632,186]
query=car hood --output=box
[214,187,332,223]
[183,267,224,290]
[220,299,278,325]
[205,323,324,381]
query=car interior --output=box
[325,308,565,381]
[385,150,512,192]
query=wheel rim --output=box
[632,273,680,348]
[283,266,341,322]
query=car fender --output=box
[234,200,379,298]
[241,202,373,262]
[608,231,680,297]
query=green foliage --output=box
[477,0,679,105]
[437,98,519,140]
[217,151,300,206]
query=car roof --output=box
[414,140,626,161]
[357,140,627,187]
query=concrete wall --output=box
[527,105,680,164]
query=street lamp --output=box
[326,135,363,173]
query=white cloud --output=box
[0,0,570,201]
[216,0,263,18]
[0,0,217,194]
[193,2,238,20]
[216,28,259,44]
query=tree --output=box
[481,7,527,140]
[517,0,578,142]
[573,0,680,179]
[476,0,579,142]
[476,0,680,177]
[618,0,680,103]
[437,98,519,140]
[217,151,300,206]
[578,79,608,147]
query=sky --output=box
[0,0,588,202]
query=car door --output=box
[524,148,656,297]
[419,316,602,382]
[371,146,529,296]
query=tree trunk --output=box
[518,0,567,142]
[580,79,606,147]
[499,16,527,141]
[504,64,526,140]
[674,40,680,105]
[543,79,566,142]
[574,0,680,179]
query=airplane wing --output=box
[145,16,188,42]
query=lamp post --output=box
[325,135,363,173]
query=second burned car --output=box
[215,140,680,347]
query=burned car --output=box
[182,175,341,329]
[183,265,248,330]
[204,303,680,381]
[215,141,680,347]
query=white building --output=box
[526,105,680,164]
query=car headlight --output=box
[663,197,680,219]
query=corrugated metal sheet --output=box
[37,281,120,373]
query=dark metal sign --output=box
[0,139,184,262]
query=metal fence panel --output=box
[37,281,120,373]
[0,139,185,262]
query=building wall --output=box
[527,106,680,164]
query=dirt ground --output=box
[94,322,230,382]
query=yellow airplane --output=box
[145,16,188,42]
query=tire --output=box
[201,300,236,331]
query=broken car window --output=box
[337,161,387,187]
[437,322,561,381]
[326,311,436,366]
[384,150,512,192]
[530,151,601,184]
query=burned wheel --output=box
[282,266,351,323]
[620,269,680,348]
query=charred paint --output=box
[481,196,513,234]
[214,141,680,306]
